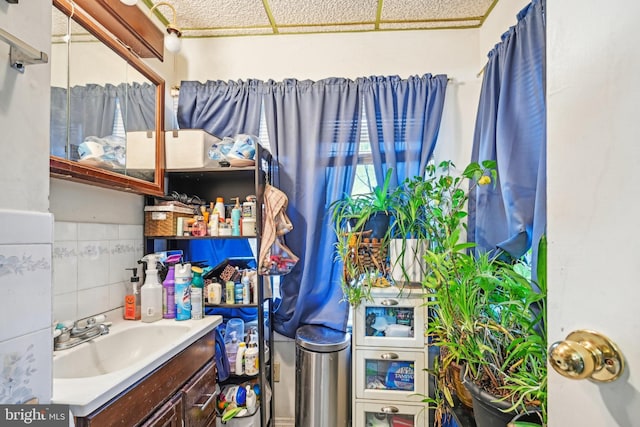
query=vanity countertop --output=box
[52,314,222,417]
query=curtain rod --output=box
[477,64,486,78]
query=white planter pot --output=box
[389,239,428,283]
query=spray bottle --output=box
[140,254,163,323]
[162,254,182,319]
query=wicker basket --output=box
[343,231,388,283]
[144,205,194,236]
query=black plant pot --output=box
[462,374,517,427]
[364,211,390,239]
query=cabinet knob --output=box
[381,299,398,306]
[380,406,399,414]
[380,352,398,360]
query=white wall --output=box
[0,0,53,406]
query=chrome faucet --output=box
[54,315,111,351]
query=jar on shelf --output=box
[191,216,207,237]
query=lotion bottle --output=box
[235,341,247,375]
[140,254,163,323]
[231,197,242,236]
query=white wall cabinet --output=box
[352,287,429,427]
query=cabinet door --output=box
[354,296,426,348]
[141,395,183,427]
[354,400,428,427]
[183,361,218,427]
[355,349,427,402]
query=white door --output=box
[547,1,640,425]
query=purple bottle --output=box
[162,254,181,319]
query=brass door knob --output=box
[548,330,624,382]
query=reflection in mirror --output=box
[50,0,165,195]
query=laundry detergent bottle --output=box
[140,254,163,323]
[162,254,182,319]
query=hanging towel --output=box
[259,184,298,275]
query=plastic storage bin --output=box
[165,129,222,170]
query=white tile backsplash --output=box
[118,224,143,240]
[0,244,52,342]
[53,221,77,241]
[0,210,53,245]
[53,221,144,323]
[53,241,78,295]
[77,286,110,319]
[0,210,53,404]
[77,240,111,290]
[77,223,118,241]
[0,329,52,404]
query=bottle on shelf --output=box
[231,197,242,236]
[226,331,239,374]
[225,280,235,304]
[191,215,207,237]
[242,271,251,304]
[235,341,247,375]
[140,254,163,323]
[244,334,259,376]
[191,266,204,320]
[207,280,222,304]
[215,197,226,222]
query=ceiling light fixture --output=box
[149,1,182,54]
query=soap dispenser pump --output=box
[124,267,141,320]
[140,253,163,323]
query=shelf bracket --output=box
[0,27,48,73]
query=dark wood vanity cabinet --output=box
[74,331,217,427]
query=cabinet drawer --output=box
[354,296,427,348]
[355,349,427,402]
[354,400,429,427]
[183,361,218,427]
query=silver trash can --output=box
[295,325,351,427]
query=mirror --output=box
[50,0,165,196]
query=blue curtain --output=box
[176,79,262,285]
[261,78,363,338]
[176,75,448,338]
[360,74,449,187]
[468,0,546,275]
[177,80,263,137]
[116,82,157,132]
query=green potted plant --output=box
[330,168,395,306]
[387,160,485,284]
[424,227,546,427]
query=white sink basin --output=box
[52,315,222,417]
[53,324,191,379]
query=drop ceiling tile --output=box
[278,23,376,34]
[381,0,495,21]
[187,27,275,37]
[268,0,378,25]
[169,0,272,30]
[380,19,482,30]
